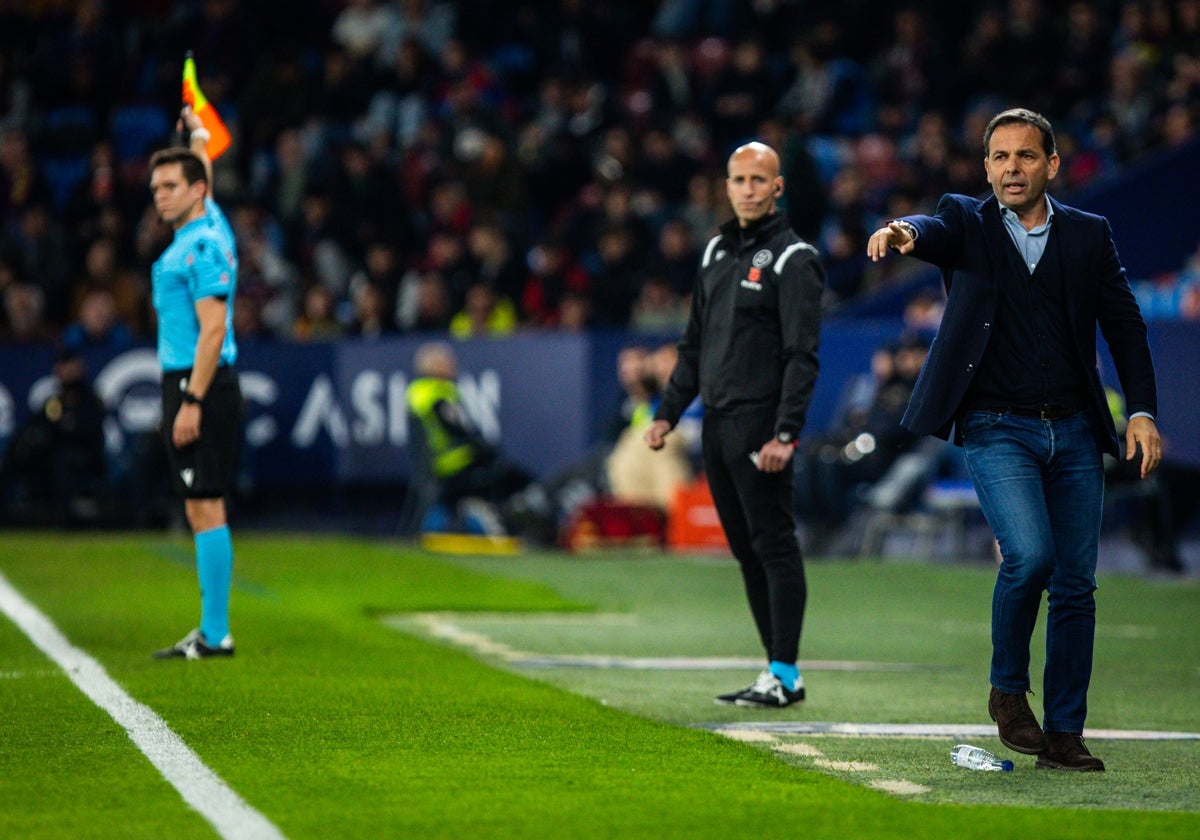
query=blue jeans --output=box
[960,410,1104,734]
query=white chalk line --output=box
[698,721,1200,741]
[713,728,915,794]
[0,571,286,840]
[393,612,943,672]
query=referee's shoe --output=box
[153,629,235,660]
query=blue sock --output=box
[195,525,233,644]
[769,660,800,692]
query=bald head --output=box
[726,141,783,227]
[728,141,781,176]
[414,341,458,380]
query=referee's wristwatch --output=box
[775,431,798,447]
[181,390,203,406]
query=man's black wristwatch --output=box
[181,391,202,406]
[775,431,796,447]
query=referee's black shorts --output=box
[161,366,243,499]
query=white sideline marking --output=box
[0,572,286,840]
[398,613,941,671]
[773,742,824,757]
[815,759,878,772]
[713,728,778,743]
[697,721,1200,741]
[871,780,930,796]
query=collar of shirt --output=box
[1000,197,1054,272]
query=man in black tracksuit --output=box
[645,141,823,708]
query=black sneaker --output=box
[715,670,771,705]
[734,670,806,708]
[153,629,235,660]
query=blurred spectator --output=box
[776,22,874,136]
[519,236,589,326]
[405,339,535,534]
[704,36,780,153]
[0,128,46,223]
[231,203,300,338]
[74,235,148,336]
[286,187,354,299]
[0,348,105,526]
[1,281,49,344]
[331,0,399,67]
[293,283,344,342]
[381,1,457,68]
[448,281,517,339]
[1,202,72,326]
[795,333,927,540]
[239,46,312,163]
[679,171,727,246]
[557,288,593,331]
[62,141,137,249]
[346,280,394,339]
[456,128,528,229]
[354,239,406,315]
[466,220,524,302]
[629,275,688,336]
[252,127,312,227]
[233,295,271,342]
[1053,2,1113,115]
[587,223,644,327]
[421,227,476,310]
[61,284,133,354]
[649,217,700,297]
[1103,385,1199,574]
[605,342,693,511]
[397,268,453,332]
[644,39,696,115]
[599,343,655,444]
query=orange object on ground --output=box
[666,475,729,553]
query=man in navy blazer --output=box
[868,108,1161,772]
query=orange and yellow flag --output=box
[182,53,232,160]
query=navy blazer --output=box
[899,193,1157,458]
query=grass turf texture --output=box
[0,533,1194,839]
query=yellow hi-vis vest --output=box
[405,377,476,478]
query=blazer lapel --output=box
[980,196,1010,276]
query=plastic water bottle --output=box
[950,744,1014,772]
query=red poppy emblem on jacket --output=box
[748,267,761,282]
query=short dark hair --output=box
[983,108,1057,158]
[148,148,208,185]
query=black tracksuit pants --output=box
[702,409,807,664]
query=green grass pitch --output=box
[1,531,1197,838]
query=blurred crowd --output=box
[1,0,1199,346]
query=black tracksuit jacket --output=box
[656,212,823,439]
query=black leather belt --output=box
[972,405,1082,421]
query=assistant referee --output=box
[149,107,242,660]
[645,141,823,708]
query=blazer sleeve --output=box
[904,194,968,275]
[1092,217,1158,418]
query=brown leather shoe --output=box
[988,687,1048,755]
[1036,732,1106,772]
